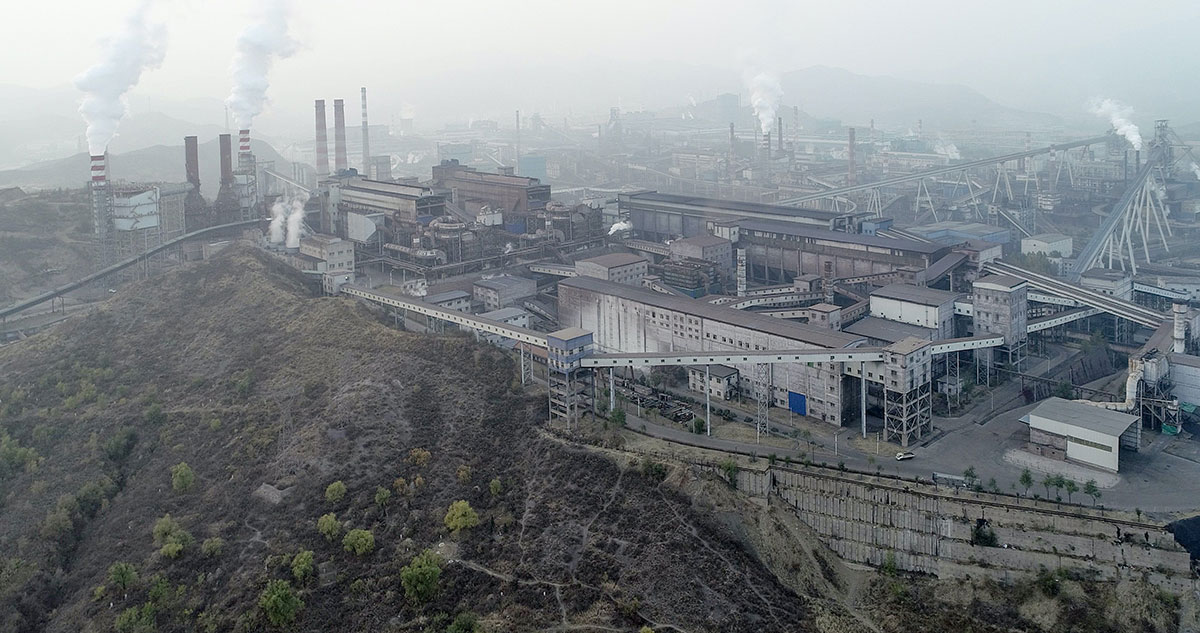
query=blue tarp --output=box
[788,392,807,416]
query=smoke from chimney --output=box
[333,99,347,172]
[315,99,329,176]
[225,0,297,130]
[184,135,199,187]
[74,1,167,155]
[269,199,286,243]
[219,134,234,185]
[1090,98,1144,150]
[361,87,370,175]
[743,67,783,136]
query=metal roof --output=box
[474,275,535,291]
[558,276,865,349]
[974,274,1025,289]
[578,253,647,268]
[871,283,961,307]
[671,234,731,248]
[736,218,947,255]
[426,290,470,304]
[479,307,529,321]
[844,316,936,344]
[1028,397,1137,438]
[626,191,841,221]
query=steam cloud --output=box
[268,199,287,243]
[608,220,632,235]
[744,70,783,136]
[74,1,167,155]
[934,137,961,160]
[226,0,298,130]
[284,194,309,248]
[1090,98,1143,150]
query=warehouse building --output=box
[557,276,868,424]
[668,234,734,272]
[869,283,961,340]
[687,365,740,400]
[1024,398,1140,472]
[474,276,537,311]
[1022,233,1073,257]
[575,253,649,286]
[620,190,858,241]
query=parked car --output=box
[895,451,916,461]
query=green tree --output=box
[342,529,375,556]
[456,465,472,484]
[611,409,626,427]
[291,550,315,583]
[1019,468,1034,496]
[108,562,138,596]
[317,513,342,541]
[1084,479,1102,506]
[444,500,480,535]
[151,513,193,559]
[489,477,502,497]
[719,458,739,487]
[963,466,978,487]
[1063,478,1078,503]
[409,448,431,467]
[324,480,347,503]
[1041,473,1053,498]
[259,579,303,627]
[447,613,480,633]
[1050,474,1066,500]
[374,486,391,509]
[400,549,443,605]
[201,537,225,557]
[144,403,167,425]
[170,462,194,493]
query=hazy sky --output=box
[5,0,1200,136]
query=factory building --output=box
[906,221,1010,246]
[1024,398,1139,472]
[326,176,445,233]
[1022,233,1073,257]
[687,365,740,400]
[1080,268,1133,301]
[713,218,949,282]
[575,253,648,286]
[474,275,537,311]
[659,258,723,297]
[668,234,734,273]
[869,284,961,340]
[299,234,355,274]
[431,160,550,231]
[620,191,860,241]
[972,274,1028,370]
[557,276,867,424]
[425,290,471,312]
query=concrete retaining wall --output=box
[732,465,1195,593]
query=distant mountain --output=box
[777,66,1064,131]
[0,138,294,200]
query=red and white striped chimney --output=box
[239,129,251,155]
[90,154,108,184]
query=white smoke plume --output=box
[933,137,961,160]
[1090,98,1143,150]
[744,69,783,136]
[74,1,167,155]
[268,199,287,243]
[226,0,298,130]
[284,193,309,248]
[608,220,633,235]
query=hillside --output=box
[0,246,838,632]
[0,245,1188,633]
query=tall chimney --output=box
[777,116,783,152]
[219,133,234,185]
[90,153,111,239]
[315,99,329,177]
[847,127,856,186]
[823,261,835,304]
[729,122,735,149]
[333,98,347,173]
[515,109,521,175]
[238,128,252,172]
[360,87,370,176]
[184,136,200,187]
[1174,303,1187,353]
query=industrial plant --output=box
[8,2,1200,629]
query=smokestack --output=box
[777,116,783,152]
[333,99,347,172]
[219,133,234,185]
[238,128,252,172]
[360,87,370,176]
[823,260,835,304]
[315,99,329,177]
[515,109,521,175]
[1174,303,1187,354]
[184,136,199,187]
[847,127,856,186]
[90,153,107,184]
[761,132,771,159]
[729,122,735,149]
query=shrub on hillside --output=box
[342,529,374,556]
[170,462,194,493]
[317,513,342,541]
[444,500,480,535]
[400,549,443,605]
[259,579,303,627]
[324,480,347,503]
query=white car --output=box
[895,451,916,461]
